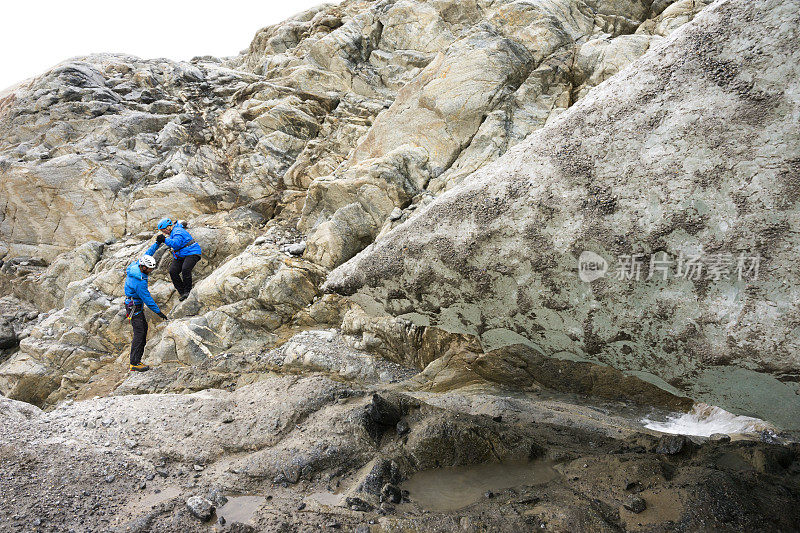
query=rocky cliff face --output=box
[0,0,714,408]
[327,0,800,429]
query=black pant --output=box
[169,254,201,296]
[130,309,147,365]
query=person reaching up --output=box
[124,244,167,372]
[154,217,202,301]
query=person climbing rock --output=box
[124,246,168,372]
[154,217,202,301]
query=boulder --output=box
[186,496,214,521]
[326,0,800,428]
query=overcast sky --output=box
[1,0,339,91]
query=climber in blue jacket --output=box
[124,244,168,372]
[153,217,202,301]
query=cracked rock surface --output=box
[326,0,800,429]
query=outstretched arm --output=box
[136,283,162,315]
[145,242,161,255]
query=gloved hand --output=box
[158,312,168,320]
[156,234,166,244]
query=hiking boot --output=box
[130,364,150,372]
[178,292,190,302]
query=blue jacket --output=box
[124,243,162,314]
[155,223,201,258]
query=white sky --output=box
[0,0,339,91]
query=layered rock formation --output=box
[327,0,800,428]
[0,0,714,408]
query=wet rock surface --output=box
[0,377,799,532]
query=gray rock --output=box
[186,495,214,521]
[346,496,374,512]
[286,242,306,256]
[324,0,800,429]
[656,435,687,455]
[368,394,402,427]
[396,419,409,436]
[362,459,401,496]
[623,495,647,514]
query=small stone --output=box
[208,487,228,507]
[186,496,214,521]
[101,418,113,427]
[104,475,115,483]
[287,242,306,256]
[254,236,266,245]
[656,434,687,455]
[193,464,204,471]
[218,516,226,525]
[623,495,647,514]
[760,430,781,444]
[325,521,341,529]
[221,414,234,423]
[389,207,402,221]
[396,420,409,435]
[146,473,155,481]
[297,502,306,511]
[484,490,494,499]
[139,481,147,490]
[346,497,374,512]
[491,415,502,422]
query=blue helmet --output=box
[157,217,173,230]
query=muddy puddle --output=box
[212,495,266,525]
[138,486,182,508]
[114,486,182,526]
[306,488,345,507]
[401,460,559,512]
